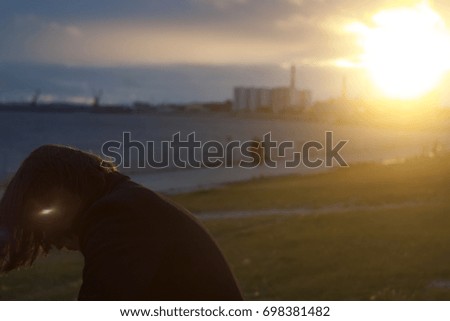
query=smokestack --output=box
[31,89,41,107]
[289,64,297,107]
[290,64,296,91]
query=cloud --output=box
[1,0,443,69]
[4,0,450,105]
[191,0,248,9]
[0,12,356,68]
[0,14,84,63]
[26,21,291,66]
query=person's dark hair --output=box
[0,145,116,272]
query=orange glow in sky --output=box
[348,1,450,100]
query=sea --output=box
[1,110,448,193]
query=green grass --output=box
[0,252,83,300]
[206,204,450,300]
[171,156,450,212]
[2,154,450,299]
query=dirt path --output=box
[195,201,427,220]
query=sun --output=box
[350,2,450,100]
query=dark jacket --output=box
[76,172,242,300]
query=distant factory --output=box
[233,65,312,113]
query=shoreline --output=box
[130,164,329,195]
[0,155,433,196]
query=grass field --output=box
[1,154,450,300]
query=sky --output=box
[1,0,450,104]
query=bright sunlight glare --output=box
[348,2,450,100]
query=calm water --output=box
[1,111,449,192]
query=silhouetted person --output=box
[0,145,242,300]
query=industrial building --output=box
[232,65,312,113]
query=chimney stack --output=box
[290,64,296,92]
